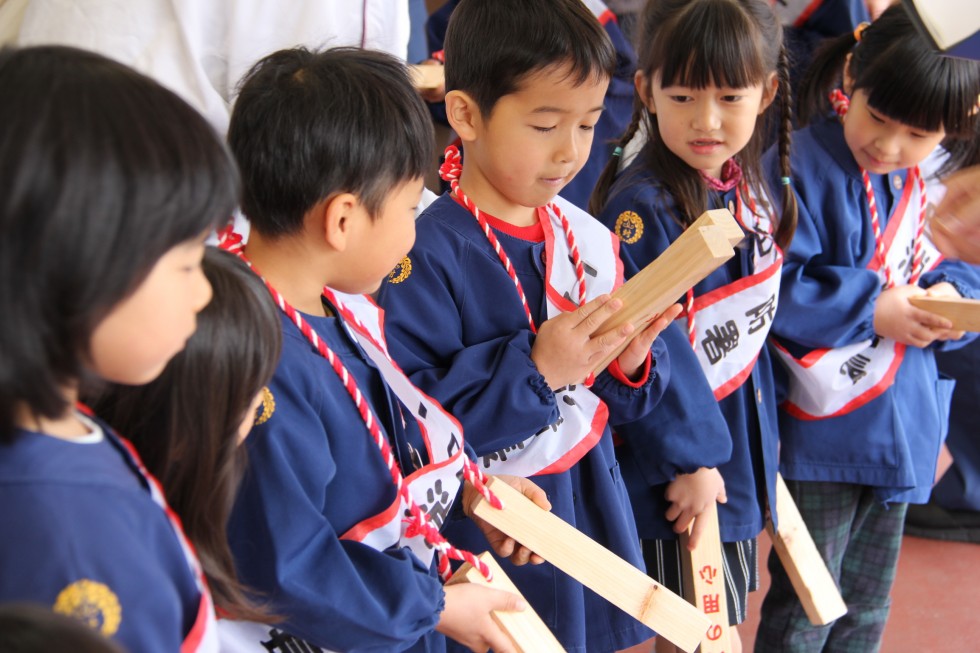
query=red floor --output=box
[740,534,980,652]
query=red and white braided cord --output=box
[216,228,498,581]
[438,145,588,329]
[829,89,926,289]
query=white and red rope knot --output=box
[217,229,498,581]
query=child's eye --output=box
[669,95,691,103]
[532,125,556,133]
[868,111,885,124]
[579,124,595,132]
[721,95,743,102]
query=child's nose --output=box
[874,131,901,155]
[692,101,721,131]
[554,130,579,164]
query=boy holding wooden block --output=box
[377,1,687,650]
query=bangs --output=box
[653,1,768,89]
[859,48,980,137]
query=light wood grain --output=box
[679,502,733,652]
[909,296,980,331]
[593,210,740,373]
[471,477,711,653]
[765,474,848,625]
[446,552,566,653]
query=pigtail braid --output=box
[774,42,798,250]
[588,97,644,215]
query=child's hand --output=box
[531,294,631,389]
[924,282,967,341]
[664,467,727,550]
[615,303,684,379]
[464,474,550,566]
[873,284,956,347]
[438,583,524,653]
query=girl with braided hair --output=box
[589,1,796,651]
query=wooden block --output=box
[592,210,738,373]
[909,296,980,331]
[701,208,746,247]
[409,63,445,90]
[471,476,712,653]
[446,552,566,653]
[765,474,848,626]
[679,502,733,653]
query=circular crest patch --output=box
[255,386,275,426]
[387,256,413,284]
[614,211,644,244]
[53,579,122,636]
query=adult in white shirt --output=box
[16,0,411,134]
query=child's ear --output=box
[758,71,779,115]
[634,71,655,114]
[320,192,360,252]
[445,90,480,140]
[842,53,855,95]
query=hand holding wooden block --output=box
[909,296,980,331]
[446,552,566,653]
[593,209,742,374]
[679,502,733,653]
[470,476,711,653]
[766,474,848,625]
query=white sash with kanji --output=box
[327,289,467,565]
[476,198,618,478]
[219,290,468,652]
[774,171,942,419]
[113,436,219,653]
[689,187,783,400]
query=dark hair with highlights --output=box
[797,3,980,175]
[229,47,434,237]
[91,248,282,622]
[0,45,239,443]
[590,0,797,250]
[444,0,616,118]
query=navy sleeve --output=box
[227,350,444,651]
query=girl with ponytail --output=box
[757,4,980,650]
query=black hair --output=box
[228,47,434,238]
[798,3,980,175]
[90,247,282,622]
[0,45,240,443]
[590,0,797,250]
[0,603,124,653]
[444,0,617,117]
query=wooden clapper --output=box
[909,296,980,332]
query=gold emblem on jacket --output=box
[614,211,644,244]
[387,256,412,284]
[53,579,122,636]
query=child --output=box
[377,1,682,650]
[220,46,549,652]
[90,247,283,625]
[756,5,980,650]
[0,45,239,652]
[424,0,638,210]
[589,1,796,651]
